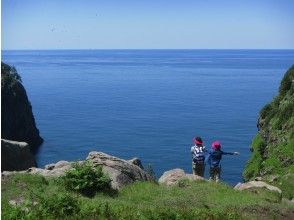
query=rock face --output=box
[158,168,204,186]
[86,152,154,189]
[234,181,282,194]
[1,139,37,171]
[1,62,43,151]
[2,151,154,190]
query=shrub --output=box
[63,161,111,197]
[37,192,80,218]
[279,65,294,97]
[145,163,157,180]
[243,134,265,180]
[260,103,272,119]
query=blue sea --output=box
[2,49,294,185]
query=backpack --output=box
[192,145,205,164]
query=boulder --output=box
[234,181,282,194]
[28,160,72,177]
[1,139,37,171]
[158,168,204,186]
[86,151,154,189]
[2,151,154,190]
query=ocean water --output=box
[2,49,294,185]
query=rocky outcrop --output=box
[1,139,37,171]
[2,151,154,190]
[86,152,154,189]
[234,181,282,194]
[1,62,43,151]
[158,168,204,186]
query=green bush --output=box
[145,163,157,180]
[260,103,272,119]
[63,161,111,197]
[243,134,265,180]
[37,192,80,218]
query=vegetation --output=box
[1,62,22,87]
[63,161,112,197]
[243,65,294,199]
[2,173,294,220]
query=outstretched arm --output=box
[222,151,240,155]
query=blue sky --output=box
[2,0,294,49]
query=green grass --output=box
[243,134,264,180]
[2,174,294,220]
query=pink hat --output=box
[193,137,203,145]
[212,141,221,150]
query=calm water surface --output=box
[2,49,294,184]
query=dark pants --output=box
[192,162,205,177]
[209,167,221,182]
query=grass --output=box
[2,173,294,220]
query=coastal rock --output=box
[1,139,37,171]
[1,62,43,151]
[158,168,204,186]
[128,157,144,169]
[2,152,154,190]
[234,181,282,194]
[86,151,154,189]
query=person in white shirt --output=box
[191,136,207,177]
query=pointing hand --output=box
[234,152,240,155]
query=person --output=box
[206,141,239,182]
[191,136,206,177]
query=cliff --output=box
[1,139,37,171]
[243,65,294,199]
[1,62,43,151]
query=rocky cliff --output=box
[1,62,43,151]
[1,139,37,171]
[243,65,294,199]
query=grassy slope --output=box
[243,65,294,199]
[2,174,293,220]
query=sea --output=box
[2,49,294,185]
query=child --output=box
[191,136,207,177]
[206,141,239,182]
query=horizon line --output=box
[2,48,294,51]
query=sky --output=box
[2,0,294,50]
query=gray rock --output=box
[234,181,282,194]
[128,157,144,169]
[282,198,294,206]
[1,139,37,171]
[254,176,263,181]
[158,168,204,186]
[86,151,154,189]
[27,161,72,177]
[267,175,278,183]
[45,160,70,170]
[2,151,154,190]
